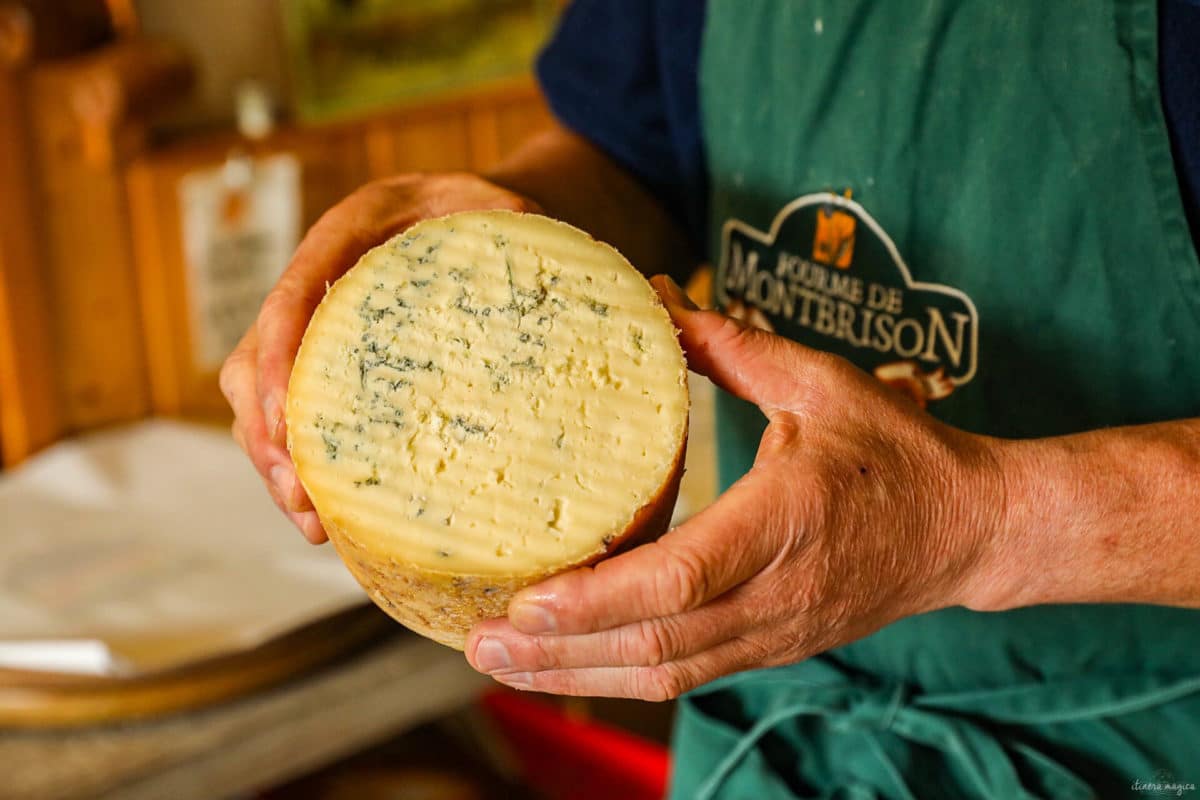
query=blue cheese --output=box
[287,211,689,648]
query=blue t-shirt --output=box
[537,0,1200,261]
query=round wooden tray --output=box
[0,606,394,729]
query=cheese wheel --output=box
[287,211,689,649]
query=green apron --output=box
[672,2,1200,797]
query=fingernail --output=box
[498,672,532,689]
[269,464,293,503]
[510,602,557,634]
[292,510,326,544]
[263,392,285,442]
[661,276,699,311]
[474,638,512,673]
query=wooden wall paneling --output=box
[466,104,502,172]
[464,85,551,173]
[286,127,372,231]
[362,123,398,178]
[362,80,544,179]
[493,91,553,161]
[125,157,186,416]
[385,110,473,174]
[0,14,62,467]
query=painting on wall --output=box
[281,0,559,123]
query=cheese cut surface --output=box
[287,210,689,648]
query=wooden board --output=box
[0,59,63,466]
[0,34,192,467]
[23,40,192,436]
[0,606,390,729]
[0,630,489,800]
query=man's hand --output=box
[219,172,539,543]
[464,276,1006,699]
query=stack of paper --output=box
[0,420,367,677]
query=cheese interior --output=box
[287,211,688,576]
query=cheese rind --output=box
[287,210,689,649]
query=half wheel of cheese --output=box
[287,210,689,649]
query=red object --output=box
[479,689,670,800]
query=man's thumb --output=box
[651,275,815,412]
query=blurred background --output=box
[0,2,709,798]
[0,0,562,461]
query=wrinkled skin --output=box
[463,279,1007,700]
[221,172,1008,701]
[223,147,1200,702]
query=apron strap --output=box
[690,662,1200,798]
[916,673,1200,724]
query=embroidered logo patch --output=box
[718,192,979,406]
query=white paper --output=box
[180,153,301,372]
[0,420,366,677]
